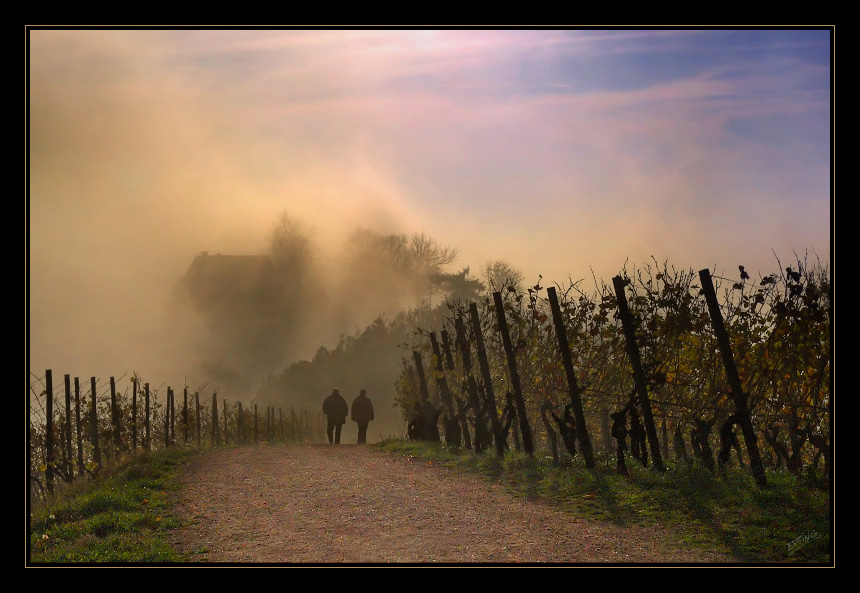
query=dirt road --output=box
[168,444,734,565]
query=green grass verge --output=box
[27,447,199,565]
[373,439,832,565]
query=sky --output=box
[28,27,833,398]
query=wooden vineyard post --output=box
[429,331,461,447]
[110,377,122,457]
[413,350,431,402]
[223,399,228,445]
[492,291,534,455]
[28,378,33,499]
[195,391,201,448]
[183,387,189,445]
[164,388,170,447]
[165,387,172,447]
[170,388,176,445]
[612,276,666,472]
[74,378,84,477]
[132,379,138,451]
[546,287,595,469]
[254,404,259,445]
[64,374,73,479]
[469,302,505,457]
[45,370,54,494]
[456,314,487,452]
[90,377,102,468]
[411,349,441,442]
[238,402,244,445]
[211,393,220,446]
[144,382,151,451]
[441,328,472,450]
[698,268,768,488]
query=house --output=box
[172,251,296,375]
[180,251,281,313]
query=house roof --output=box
[181,252,277,309]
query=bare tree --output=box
[480,260,525,294]
[346,228,462,312]
[270,212,316,282]
[411,232,459,274]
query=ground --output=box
[168,443,736,565]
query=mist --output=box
[27,31,434,420]
[28,30,831,433]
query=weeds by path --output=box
[375,440,832,565]
[27,448,197,565]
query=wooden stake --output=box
[612,276,665,472]
[492,291,534,455]
[698,268,768,488]
[546,286,595,468]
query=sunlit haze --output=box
[28,28,832,426]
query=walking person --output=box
[322,388,349,444]
[351,389,375,444]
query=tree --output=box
[269,212,316,283]
[410,232,459,275]
[431,267,484,305]
[480,260,525,294]
[342,228,461,309]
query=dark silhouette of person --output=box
[322,388,349,444]
[351,389,375,444]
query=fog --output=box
[28,30,832,436]
[28,32,435,430]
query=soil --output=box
[167,443,736,565]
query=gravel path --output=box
[168,443,735,565]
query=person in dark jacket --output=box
[351,389,375,444]
[323,388,349,444]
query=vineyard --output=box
[27,371,326,502]
[393,255,831,490]
[28,252,831,505]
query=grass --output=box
[374,439,832,565]
[27,447,198,565]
